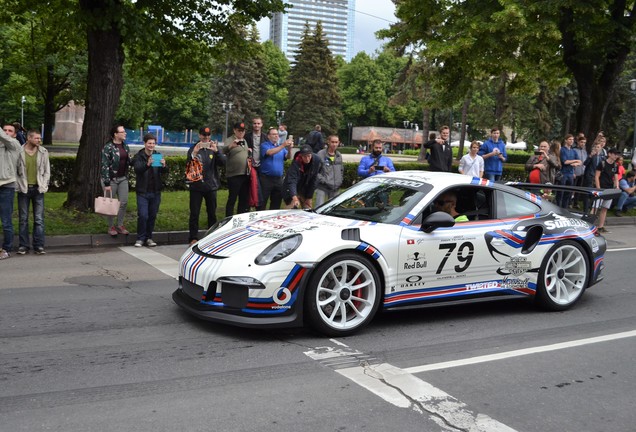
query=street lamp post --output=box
[348,122,353,147]
[21,96,26,126]
[403,120,410,149]
[221,102,233,141]
[276,110,285,126]
[630,79,636,152]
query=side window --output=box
[495,191,541,218]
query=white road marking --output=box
[120,246,179,280]
[305,345,517,432]
[405,329,636,374]
[607,247,636,252]
[329,338,349,348]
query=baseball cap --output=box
[299,145,313,155]
[233,122,246,130]
[199,126,211,135]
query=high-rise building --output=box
[270,0,355,62]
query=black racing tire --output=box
[304,253,382,336]
[535,240,589,311]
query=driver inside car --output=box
[434,191,469,222]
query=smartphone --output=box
[288,134,294,141]
[200,141,210,149]
[376,165,385,170]
[534,150,542,155]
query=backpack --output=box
[185,158,204,183]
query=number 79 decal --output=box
[436,242,475,274]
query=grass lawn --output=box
[11,190,230,236]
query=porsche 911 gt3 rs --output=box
[173,171,614,336]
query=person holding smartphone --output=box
[132,133,168,247]
[525,140,560,184]
[186,126,226,245]
[223,122,251,216]
[357,139,396,178]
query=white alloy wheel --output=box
[536,240,589,310]
[305,254,381,336]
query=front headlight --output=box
[205,216,231,236]
[255,234,302,265]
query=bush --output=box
[47,154,533,192]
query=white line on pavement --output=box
[120,246,179,280]
[607,247,636,252]
[304,346,517,432]
[404,329,636,374]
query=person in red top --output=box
[525,140,560,184]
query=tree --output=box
[0,0,86,144]
[286,22,341,138]
[209,25,269,135]
[381,0,636,143]
[262,40,290,127]
[64,0,285,212]
[338,51,414,129]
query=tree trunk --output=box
[418,82,431,162]
[65,0,124,212]
[42,64,56,146]
[458,97,471,159]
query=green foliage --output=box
[262,40,290,126]
[208,25,269,134]
[338,51,414,128]
[286,22,342,137]
[0,0,87,134]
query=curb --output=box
[45,230,205,251]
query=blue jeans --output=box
[0,185,15,251]
[557,173,575,208]
[136,192,161,242]
[18,187,45,249]
[616,192,636,211]
[484,173,501,182]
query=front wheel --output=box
[535,240,589,311]
[304,253,381,336]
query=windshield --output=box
[316,176,432,224]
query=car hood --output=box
[196,210,373,257]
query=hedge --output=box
[48,155,529,192]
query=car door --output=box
[389,187,503,307]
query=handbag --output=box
[94,190,120,216]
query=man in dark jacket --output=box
[306,124,324,153]
[283,145,321,209]
[186,126,226,245]
[132,133,169,247]
[424,125,453,172]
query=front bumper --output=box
[172,288,304,329]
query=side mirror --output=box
[421,211,455,233]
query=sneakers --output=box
[34,247,46,255]
[145,239,157,247]
[0,249,9,260]
[17,247,28,255]
[108,226,118,236]
[116,225,129,235]
[598,227,611,234]
[614,210,623,217]
[134,240,143,247]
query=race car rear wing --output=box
[505,182,622,222]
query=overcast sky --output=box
[257,0,397,57]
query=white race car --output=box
[173,171,611,336]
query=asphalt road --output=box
[1,227,635,432]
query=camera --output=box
[534,150,542,155]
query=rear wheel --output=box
[305,253,381,336]
[535,240,589,310]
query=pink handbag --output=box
[94,190,120,216]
